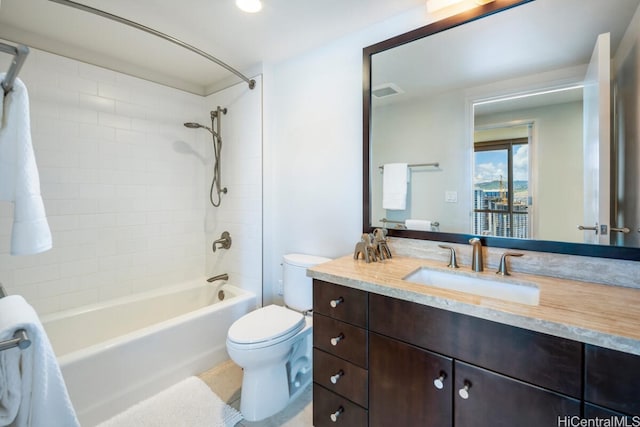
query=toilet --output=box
[226,253,330,421]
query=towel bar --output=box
[0,284,32,352]
[380,218,440,228]
[0,329,31,352]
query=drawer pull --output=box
[433,371,447,390]
[330,333,344,346]
[458,380,472,399]
[330,406,344,422]
[329,297,344,308]
[330,370,344,384]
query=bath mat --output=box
[97,376,243,427]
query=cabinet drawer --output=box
[313,280,367,327]
[369,293,582,397]
[313,383,367,427]
[454,361,581,427]
[585,344,640,415]
[313,349,368,408]
[314,313,368,368]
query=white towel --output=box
[382,163,408,210]
[98,376,243,427]
[405,219,432,231]
[0,75,52,255]
[0,295,79,427]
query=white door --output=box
[583,33,611,245]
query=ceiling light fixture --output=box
[236,0,262,13]
[426,0,494,13]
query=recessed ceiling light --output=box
[236,0,262,13]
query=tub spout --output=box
[207,273,229,283]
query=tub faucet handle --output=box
[212,231,232,252]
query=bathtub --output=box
[41,280,256,426]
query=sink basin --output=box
[403,267,540,306]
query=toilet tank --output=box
[283,253,331,311]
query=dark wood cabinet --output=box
[369,332,452,427]
[312,278,640,426]
[585,344,640,416]
[312,280,369,426]
[369,292,582,398]
[454,361,580,427]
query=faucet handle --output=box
[438,245,459,269]
[496,252,524,276]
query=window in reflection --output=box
[473,138,529,238]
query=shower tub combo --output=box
[41,279,256,426]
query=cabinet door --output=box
[585,344,640,415]
[454,361,581,427]
[369,333,452,427]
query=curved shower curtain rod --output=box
[48,0,256,90]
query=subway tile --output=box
[99,112,132,130]
[78,93,115,113]
[98,82,132,102]
[14,264,60,286]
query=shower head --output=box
[184,122,214,134]
[184,122,203,129]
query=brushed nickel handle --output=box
[330,333,344,346]
[433,371,447,390]
[578,225,598,232]
[496,252,524,276]
[329,297,344,308]
[330,370,344,384]
[611,227,630,234]
[438,245,459,269]
[458,380,472,399]
[330,406,344,422]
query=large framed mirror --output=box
[363,0,640,260]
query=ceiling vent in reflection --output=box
[372,83,404,99]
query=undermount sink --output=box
[403,267,540,306]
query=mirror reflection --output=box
[368,0,640,249]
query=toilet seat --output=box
[227,305,305,349]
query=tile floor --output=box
[198,360,313,427]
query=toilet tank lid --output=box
[283,253,331,268]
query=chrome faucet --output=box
[207,273,228,283]
[212,231,232,252]
[469,238,484,272]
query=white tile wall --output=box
[0,46,263,314]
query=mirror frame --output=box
[362,0,640,261]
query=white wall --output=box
[263,7,431,303]
[371,90,471,234]
[0,46,263,314]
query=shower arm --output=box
[49,0,256,90]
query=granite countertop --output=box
[307,255,640,356]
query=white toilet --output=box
[226,253,330,422]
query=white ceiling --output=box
[0,0,425,95]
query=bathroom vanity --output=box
[309,256,640,427]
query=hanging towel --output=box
[382,163,408,210]
[0,295,79,427]
[405,219,432,231]
[0,75,52,255]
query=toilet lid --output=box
[228,305,305,345]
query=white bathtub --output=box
[41,280,256,426]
